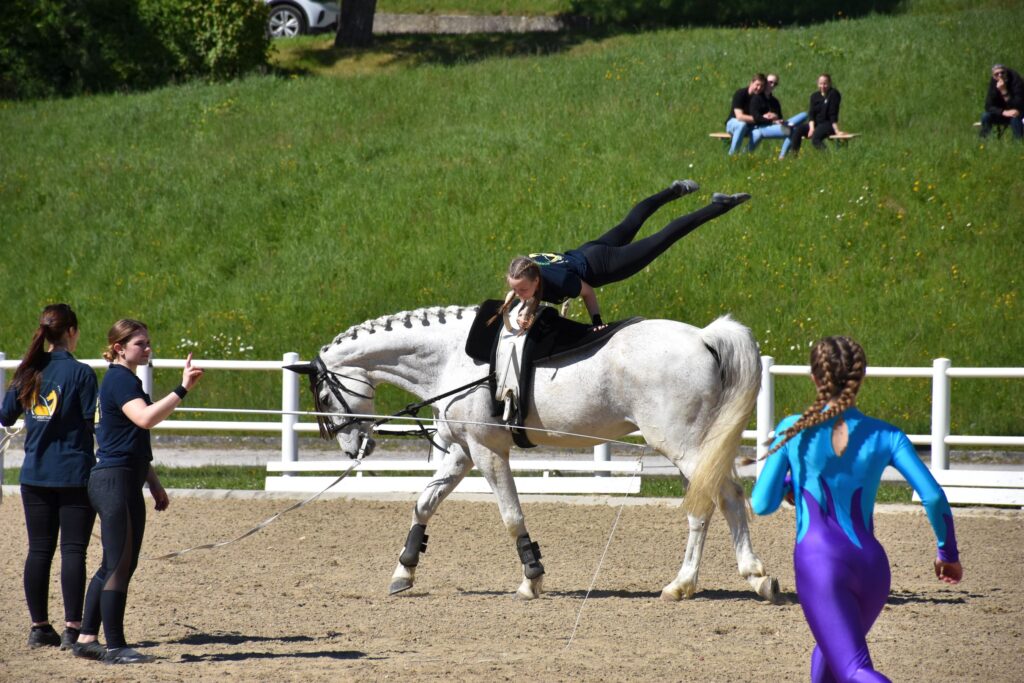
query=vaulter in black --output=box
[496,179,752,332]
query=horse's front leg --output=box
[389,442,473,595]
[473,447,544,600]
[718,478,779,602]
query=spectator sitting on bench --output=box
[748,73,809,153]
[724,74,765,155]
[782,73,844,158]
[980,64,1023,140]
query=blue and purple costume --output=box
[752,408,958,683]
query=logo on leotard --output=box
[528,252,565,266]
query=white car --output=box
[265,0,340,38]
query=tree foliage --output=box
[567,0,903,28]
[0,0,270,100]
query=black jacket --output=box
[985,68,1024,115]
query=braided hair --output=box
[765,336,867,457]
[489,256,542,331]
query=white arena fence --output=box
[2,352,1022,504]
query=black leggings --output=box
[574,186,729,287]
[21,484,96,625]
[80,467,147,649]
[788,121,836,154]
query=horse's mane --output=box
[327,305,477,347]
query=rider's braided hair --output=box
[489,256,542,331]
[765,336,867,457]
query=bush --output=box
[0,0,269,99]
[567,0,903,28]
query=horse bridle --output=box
[308,356,376,441]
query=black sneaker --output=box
[60,627,80,651]
[27,624,61,648]
[71,639,106,660]
[711,192,752,207]
[670,179,700,197]
[104,646,155,664]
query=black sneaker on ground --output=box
[71,639,106,660]
[104,647,155,664]
[711,192,752,207]
[670,179,700,197]
[60,627,80,651]
[27,624,61,648]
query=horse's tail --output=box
[684,315,761,519]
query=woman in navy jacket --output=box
[72,319,203,664]
[1,304,98,651]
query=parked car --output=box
[265,0,339,38]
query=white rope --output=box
[563,447,646,650]
[174,406,649,450]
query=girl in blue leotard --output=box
[751,336,962,683]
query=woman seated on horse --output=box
[496,179,751,332]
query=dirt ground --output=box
[1,493,1021,682]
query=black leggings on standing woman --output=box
[21,485,95,625]
[573,186,730,287]
[80,467,147,649]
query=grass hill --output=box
[1,0,1021,437]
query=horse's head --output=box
[286,356,377,459]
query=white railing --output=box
[3,352,1022,501]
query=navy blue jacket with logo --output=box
[0,351,98,487]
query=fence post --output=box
[0,352,5,393]
[755,356,775,477]
[281,352,300,471]
[138,360,154,397]
[593,442,611,478]
[931,357,951,471]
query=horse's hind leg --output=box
[718,479,778,602]
[388,442,473,595]
[661,508,712,601]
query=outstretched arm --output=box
[578,282,605,327]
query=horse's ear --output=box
[285,362,316,376]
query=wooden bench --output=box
[912,469,1024,507]
[265,458,643,495]
[709,131,860,145]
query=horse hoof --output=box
[752,575,780,603]
[660,583,695,601]
[516,577,542,600]
[388,579,414,595]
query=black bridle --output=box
[308,356,376,440]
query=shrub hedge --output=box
[0,0,269,100]
[567,0,903,28]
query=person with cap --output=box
[980,64,1024,140]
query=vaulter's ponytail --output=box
[10,304,79,412]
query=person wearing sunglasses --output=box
[747,73,809,154]
[980,63,1023,140]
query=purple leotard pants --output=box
[794,485,892,683]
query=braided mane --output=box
[324,305,477,349]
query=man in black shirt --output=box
[724,74,766,155]
[980,64,1024,140]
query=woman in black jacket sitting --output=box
[782,73,844,157]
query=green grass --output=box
[376,0,570,14]
[641,476,913,503]
[1,0,1022,440]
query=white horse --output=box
[290,305,777,602]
